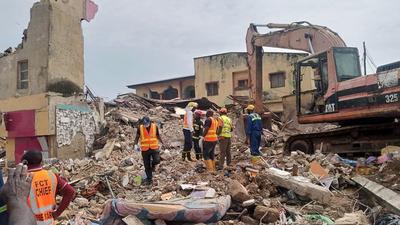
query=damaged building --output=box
[128,50,314,117]
[0,0,101,164]
[194,51,314,115]
[127,75,195,100]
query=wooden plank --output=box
[352,176,400,214]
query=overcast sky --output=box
[1,0,399,100]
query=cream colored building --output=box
[127,75,195,100]
[194,51,314,114]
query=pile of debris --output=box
[47,94,399,225]
[369,159,400,194]
[54,142,361,224]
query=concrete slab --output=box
[352,176,400,214]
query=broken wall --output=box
[0,0,85,100]
[0,1,50,100]
[47,0,85,90]
[56,104,98,158]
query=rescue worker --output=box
[182,102,198,161]
[134,116,164,185]
[217,108,233,170]
[245,105,263,163]
[192,110,203,160]
[0,170,8,224]
[203,110,218,171]
[21,150,76,225]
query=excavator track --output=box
[284,122,400,156]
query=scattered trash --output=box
[305,214,334,225]
[376,214,400,225]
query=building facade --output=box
[0,0,100,164]
[194,51,314,114]
[127,75,195,100]
[127,51,314,116]
[0,0,85,99]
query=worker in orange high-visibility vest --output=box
[202,110,218,172]
[22,150,76,225]
[134,116,165,185]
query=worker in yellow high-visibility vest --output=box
[134,116,165,185]
[217,108,233,170]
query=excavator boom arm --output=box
[246,21,346,112]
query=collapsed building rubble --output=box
[35,94,400,225]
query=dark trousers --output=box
[183,129,193,152]
[218,138,232,169]
[141,149,160,180]
[0,171,7,224]
[250,132,262,156]
[193,138,202,159]
[203,141,217,160]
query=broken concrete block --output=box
[352,176,400,215]
[122,174,130,187]
[228,179,251,203]
[242,199,255,207]
[266,168,332,204]
[94,139,116,160]
[74,197,89,208]
[122,215,145,225]
[114,142,122,149]
[253,206,280,224]
[205,188,216,198]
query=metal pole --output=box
[363,41,367,75]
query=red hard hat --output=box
[194,110,202,117]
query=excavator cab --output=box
[295,47,362,117]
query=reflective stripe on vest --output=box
[250,113,262,121]
[183,114,188,128]
[219,115,232,138]
[0,204,6,213]
[27,170,57,225]
[204,118,218,142]
[140,123,159,151]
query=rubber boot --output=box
[182,152,186,161]
[203,160,208,171]
[187,152,193,161]
[211,160,216,172]
[251,156,261,165]
[205,160,213,172]
[196,154,203,161]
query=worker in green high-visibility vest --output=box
[217,108,233,170]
